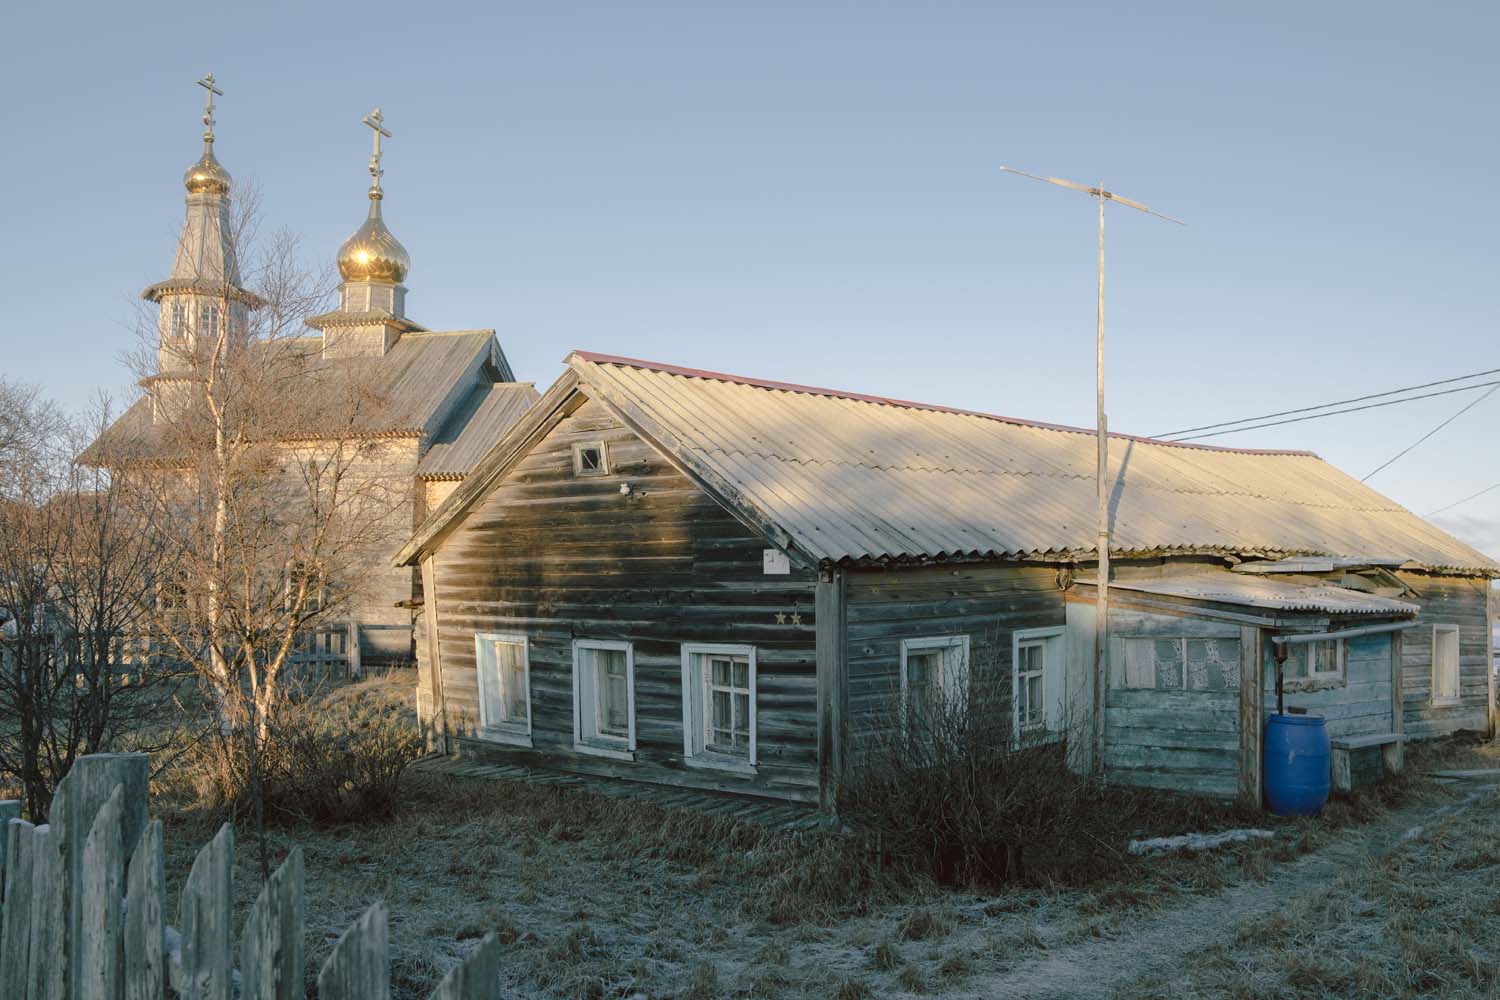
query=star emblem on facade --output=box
[774,612,787,625]
[790,612,802,625]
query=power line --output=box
[1156,366,1500,440]
[1427,480,1500,518]
[1362,382,1500,482]
[1162,379,1500,442]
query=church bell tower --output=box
[308,108,425,357]
[142,75,260,378]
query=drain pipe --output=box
[1269,619,1418,716]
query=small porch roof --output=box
[1079,572,1419,617]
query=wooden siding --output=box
[1261,633,1396,740]
[1395,572,1490,739]
[429,398,819,802]
[843,565,1065,743]
[1103,610,1241,799]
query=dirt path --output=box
[948,777,1499,1000]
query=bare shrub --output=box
[838,662,1104,887]
[181,672,423,824]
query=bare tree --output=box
[119,188,403,819]
[0,384,182,817]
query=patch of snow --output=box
[1127,828,1276,857]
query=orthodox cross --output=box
[363,108,392,195]
[197,73,223,142]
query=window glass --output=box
[598,651,629,738]
[905,649,941,724]
[497,641,527,723]
[1017,641,1045,729]
[706,654,751,756]
[476,635,529,733]
[1433,627,1460,702]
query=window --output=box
[572,442,608,476]
[681,643,757,770]
[573,640,636,757]
[156,569,191,620]
[169,302,188,340]
[1012,627,1066,740]
[198,303,221,336]
[285,560,324,616]
[474,633,531,744]
[1279,639,1343,684]
[1119,637,1241,691]
[1433,625,1460,705]
[899,636,970,734]
[1015,641,1046,732]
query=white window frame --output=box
[473,631,533,746]
[198,302,221,337]
[169,302,188,340]
[283,559,325,616]
[571,441,609,476]
[1432,624,1461,706]
[898,635,970,736]
[1012,626,1066,742]
[1281,637,1346,687]
[680,643,757,772]
[572,639,636,759]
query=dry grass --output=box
[1405,730,1500,773]
[1118,788,1500,999]
[148,673,1465,999]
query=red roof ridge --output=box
[566,350,1322,459]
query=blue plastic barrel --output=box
[1263,714,1330,816]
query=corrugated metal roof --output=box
[567,352,1500,575]
[1081,573,1420,616]
[418,382,540,479]
[1233,556,1413,575]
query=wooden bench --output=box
[1330,733,1403,794]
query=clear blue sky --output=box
[3,1,1497,556]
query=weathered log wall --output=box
[843,564,1065,743]
[430,398,820,801]
[1261,632,1396,740]
[1395,572,1490,738]
[1102,610,1241,799]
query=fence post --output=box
[178,823,234,1000]
[317,902,388,1000]
[0,817,37,995]
[50,753,149,1000]
[30,823,65,1000]
[240,846,305,1000]
[428,932,501,1000]
[124,820,165,1000]
[347,621,363,680]
[0,800,19,878]
[77,785,125,1000]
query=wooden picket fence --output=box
[0,752,501,999]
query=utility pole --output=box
[1000,166,1183,765]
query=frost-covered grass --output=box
[149,673,1452,999]
[1121,789,1500,1000]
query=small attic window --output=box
[573,442,608,476]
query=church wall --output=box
[330,436,422,664]
[423,479,461,513]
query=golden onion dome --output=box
[183,144,232,195]
[336,198,410,284]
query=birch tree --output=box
[122,193,403,806]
